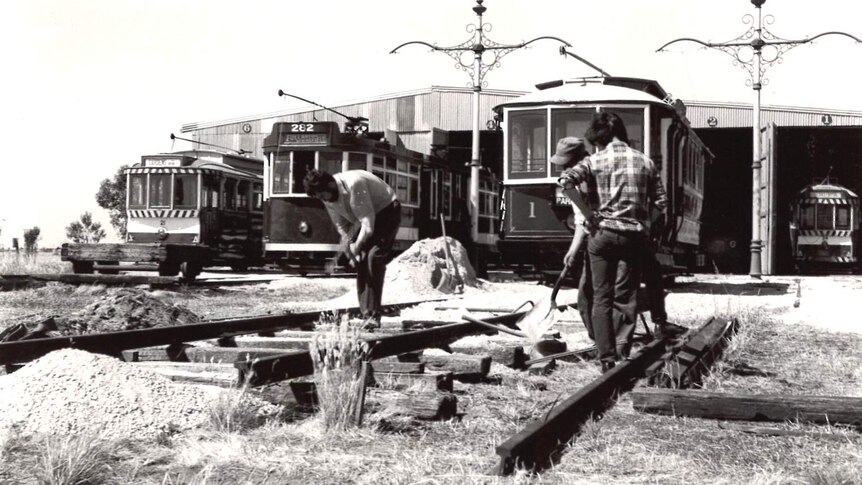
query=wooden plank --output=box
[631,388,862,426]
[184,347,295,364]
[367,389,458,420]
[421,353,492,381]
[2,274,179,286]
[661,318,736,388]
[139,365,240,387]
[371,361,425,374]
[372,371,454,392]
[717,422,860,442]
[62,243,169,263]
[495,337,667,475]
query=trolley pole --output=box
[657,0,859,278]
[390,0,570,268]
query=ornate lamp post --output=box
[390,0,570,264]
[657,0,860,278]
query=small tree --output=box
[95,165,129,238]
[23,226,41,255]
[66,212,107,244]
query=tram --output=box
[789,179,860,273]
[62,150,265,281]
[493,76,712,272]
[260,121,500,273]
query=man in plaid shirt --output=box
[555,111,667,372]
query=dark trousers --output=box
[588,228,643,363]
[641,244,667,324]
[578,249,636,353]
[357,200,401,321]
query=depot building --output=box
[180,83,862,275]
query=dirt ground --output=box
[1,271,861,484]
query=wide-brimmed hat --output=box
[550,137,587,166]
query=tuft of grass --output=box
[207,383,272,434]
[0,251,69,274]
[33,432,117,485]
[309,312,369,431]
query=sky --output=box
[2,0,861,248]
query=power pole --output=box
[657,0,859,278]
[390,0,570,267]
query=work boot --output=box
[600,361,616,373]
[654,321,687,341]
[362,316,381,331]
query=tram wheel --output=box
[158,262,180,277]
[71,261,94,274]
[180,261,201,283]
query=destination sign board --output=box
[278,122,333,146]
[144,157,182,167]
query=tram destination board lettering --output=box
[281,133,329,146]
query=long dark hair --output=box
[303,169,336,197]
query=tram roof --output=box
[495,79,670,110]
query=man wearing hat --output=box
[550,137,601,342]
[556,111,667,372]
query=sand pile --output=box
[325,237,483,307]
[57,288,199,335]
[0,349,280,439]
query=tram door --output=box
[760,122,778,274]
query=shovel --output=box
[325,226,361,274]
[435,214,464,294]
[514,263,572,341]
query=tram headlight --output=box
[157,227,168,241]
[298,221,309,235]
[126,233,134,242]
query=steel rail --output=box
[495,317,734,475]
[495,337,668,475]
[234,305,576,386]
[0,298,447,366]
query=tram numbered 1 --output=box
[493,76,713,274]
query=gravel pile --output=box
[0,349,279,440]
[57,288,199,335]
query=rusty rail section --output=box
[0,298,446,366]
[495,317,735,475]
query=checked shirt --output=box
[558,140,667,233]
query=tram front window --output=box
[292,151,315,193]
[174,174,197,209]
[816,204,833,230]
[272,154,291,194]
[836,206,851,230]
[149,174,171,208]
[129,174,146,209]
[551,108,595,176]
[508,110,547,179]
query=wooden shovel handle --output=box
[549,263,572,302]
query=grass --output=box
[0,251,69,275]
[309,312,370,431]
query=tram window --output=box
[174,174,197,209]
[384,172,396,190]
[508,110,547,177]
[816,204,833,230]
[223,179,237,210]
[292,151,315,194]
[348,152,367,171]
[237,180,250,210]
[551,108,595,176]
[430,170,439,219]
[800,205,815,229]
[409,178,419,206]
[372,156,384,169]
[203,175,219,208]
[252,183,263,211]
[395,174,408,202]
[836,206,850,229]
[272,154,291,194]
[319,151,342,174]
[386,157,397,171]
[610,108,645,152]
[149,174,171,208]
[442,172,452,219]
[129,174,146,209]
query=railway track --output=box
[0,272,348,290]
[0,296,737,477]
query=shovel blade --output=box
[515,298,557,342]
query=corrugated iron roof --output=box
[684,100,862,129]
